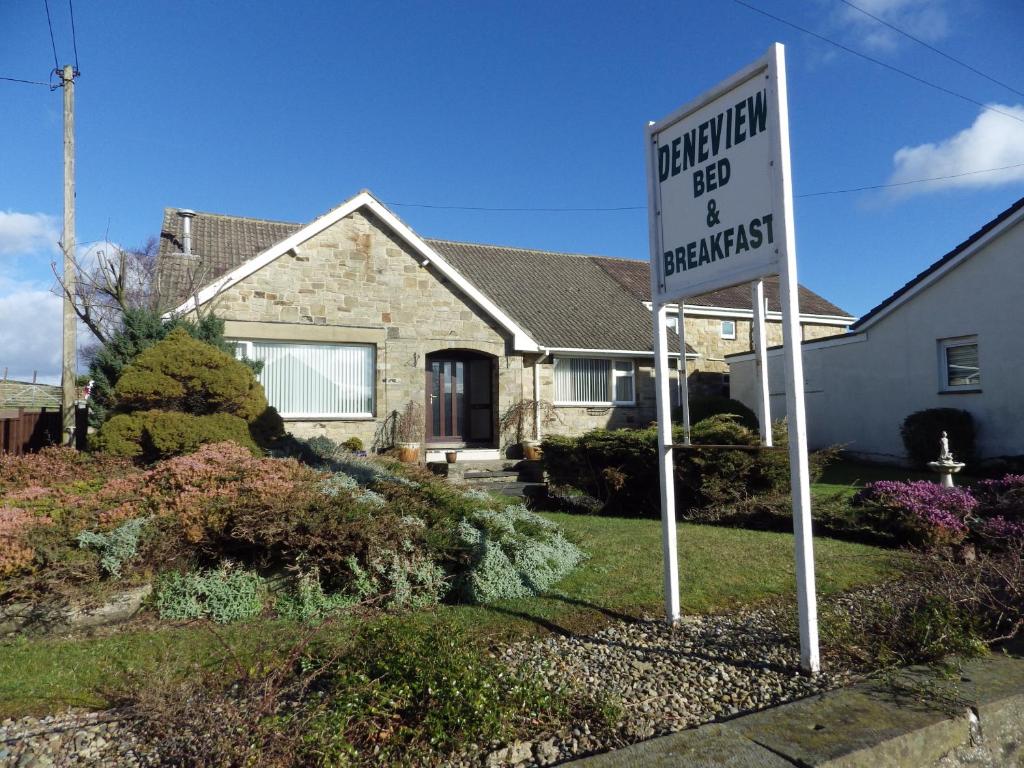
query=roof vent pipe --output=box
[178,209,196,255]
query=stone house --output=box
[728,195,1024,463]
[158,191,850,459]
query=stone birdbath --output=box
[927,430,966,488]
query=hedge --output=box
[542,415,832,518]
[901,408,976,468]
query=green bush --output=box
[901,408,976,468]
[542,416,832,518]
[95,410,258,460]
[673,395,759,431]
[96,327,284,459]
[155,566,266,623]
[275,569,357,623]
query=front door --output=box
[426,354,493,444]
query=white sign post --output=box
[646,43,819,673]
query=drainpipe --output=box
[534,348,549,440]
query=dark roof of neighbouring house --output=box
[593,257,851,317]
[0,380,61,410]
[851,194,1024,330]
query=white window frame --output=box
[721,319,737,340]
[666,315,680,334]
[938,336,980,392]
[553,357,636,407]
[232,340,377,419]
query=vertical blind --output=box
[946,343,980,387]
[247,342,374,416]
[554,358,635,404]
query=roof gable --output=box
[162,192,541,352]
[852,194,1024,331]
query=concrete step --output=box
[463,470,521,482]
[477,482,547,499]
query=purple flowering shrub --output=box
[971,474,1024,547]
[853,475,1024,550]
[853,480,976,548]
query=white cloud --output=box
[837,0,949,51]
[887,104,1024,196]
[0,211,60,257]
[0,278,63,384]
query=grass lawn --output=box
[0,514,908,719]
[813,460,938,499]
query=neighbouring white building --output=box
[728,195,1024,464]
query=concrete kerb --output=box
[565,641,1024,767]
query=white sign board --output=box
[645,44,821,674]
[648,51,783,303]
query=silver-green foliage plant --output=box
[156,566,265,623]
[275,569,357,623]
[456,504,585,604]
[345,546,447,610]
[77,517,150,578]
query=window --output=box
[665,315,680,333]
[553,358,635,405]
[234,341,375,417]
[939,337,980,391]
[721,320,736,340]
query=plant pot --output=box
[445,451,459,464]
[397,442,420,463]
[522,440,543,461]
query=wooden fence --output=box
[0,407,88,455]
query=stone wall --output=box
[683,316,845,375]
[209,209,528,449]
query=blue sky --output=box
[2,0,1023,382]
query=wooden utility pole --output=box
[61,64,77,446]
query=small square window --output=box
[665,315,680,333]
[938,337,980,391]
[721,320,736,340]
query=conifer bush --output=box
[94,328,283,459]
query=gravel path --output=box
[2,606,857,767]
[0,710,154,768]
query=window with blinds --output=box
[940,337,980,390]
[235,342,375,417]
[553,358,636,405]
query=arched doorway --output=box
[424,350,496,446]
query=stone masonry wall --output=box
[684,316,845,375]
[209,209,527,449]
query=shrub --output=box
[852,480,976,548]
[275,569,357,623]
[454,504,585,603]
[673,394,759,431]
[901,408,976,468]
[541,416,826,518]
[341,436,364,452]
[97,327,283,459]
[346,547,448,609]
[971,474,1024,547]
[0,507,51,577]
[85,308,261,425]
[155,566,266,623]
[77,517,150,578]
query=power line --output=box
[43,0,59,72]
[0,75,52,87]
[732,0,1024,126]
[838,0,1024,99]
[68,0,80,73]
[385,161,1024,212]
[797,161,1024,198]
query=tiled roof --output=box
[593,257,851,317]
[852,194,1024,330]
[0,380,61,410]
[157,208,301,309]
[424,239,690,352]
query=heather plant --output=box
[455,504,585,603]
[0,446,133,494]
[0,507,51,577]
[853,480,977,548]
[77,516,151,578]
[155,566,266,623]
